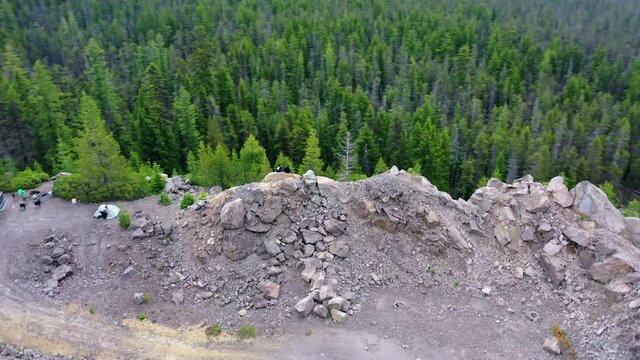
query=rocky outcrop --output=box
[571,181,627,234]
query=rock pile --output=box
[39,233,75,292]
[130,211,174,244]
[179,168,479,322]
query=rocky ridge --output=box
[177,167,640,356]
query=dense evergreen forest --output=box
[1,0,639,201]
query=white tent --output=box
[93,204,121,219]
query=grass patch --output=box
[205,324,222,337]
[551,323,577,358]
[578,213,588,221]
[454,280,461,287]
[118,209,131,229]
[430,267,437,276]
[180,193,195,209]
[237,324,256,340]
[137,313,148,321]
[198,191,208,200]
[142,294,153,303]
[158,192,172,206]
[88,306,96,315]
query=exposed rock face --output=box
[220,199,246,229]
[547,176,573,207]
[571,181,627,234]
[176,167,640,343]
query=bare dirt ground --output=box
[0,178,635,359]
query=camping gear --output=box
[17,188,25,196]
[92,204,121,219]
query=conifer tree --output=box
[300,131,324,175]
[237,134,271,183]
[173,87,201,163]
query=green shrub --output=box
[89,306,96,315]
[237,324,256,340]
[205,324,222,337]
[624,199,640,217]
[149,172,166,194]
[119,209,131,229]
[198,190,208,200]
[0,167,49,192]
[180,193,195,209]
[158,192,172,206]
[598,181,619,207]
[54,173,149,203]
[142,294,153,303]
[137,313,147,321]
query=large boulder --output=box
[294,295,315,316]
[324,219,347,236]
[258,197,282,223]
[222,232,254,261]
[547,176,573,207]
[540,254,565,284]
[571,181,626,234]
[589,257,633,283]
[220,199,246,230]
[563,227,592,247]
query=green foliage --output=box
[53,94,150,203]
[158,192,172,206]
[407,162,422,176]
[374,158,388,175]
[205,324,222,337]
[598,181,619,207]
[300,131,324,175]
[237,325,256,340]
[238,135,271,184]
[623,200,640,217]
[180,193,195,209]
[1,0,640,198]
[88,307,96,315]
[136,313,147,321]
[275,152,294,173]
[149,172,166,194]
[142,294,153,303]
[0,167,49,192]
[118,209,131,229]
[198,191,208,200]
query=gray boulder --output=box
[131,228,146,240]
[540,254,565,284]
[328,240,350,257]
[262,281,280,300]
[571,181,626,234]
[51,247,65,258]
[313,304,329,318]
[52,265,73,281]
[172,289,184,304]
[547,176,573,207]
[589,257,633,283]
[302,230,323,244]
[543,336,561,355]
[264,239,281,256]
[56,254,72,265]
[258,197,282,223]
[294,295,315,316]
[220,199,246,230]
[222,232,254,261]
[527,196,551,214]
[563,227,592,247]
[133,293,145,305]
[324,219,347,236]
[330,309,347,322]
